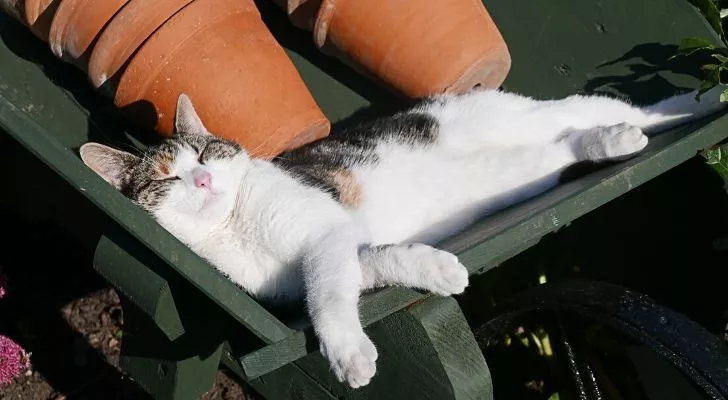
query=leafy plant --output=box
[675,1,728,98]
[675,0,728,181]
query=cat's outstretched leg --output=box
[359,244,469,295]
[567,122,648,162]
[433,85,726,151]
[637,85,727,135]
[302,226,378,388]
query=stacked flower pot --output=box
[1,0,511,158]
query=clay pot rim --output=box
[23,0,47,25]
[115,0,258,106]
[47,0,132,60]
[87,0,197,89]
[23,0,61,41]
[312,0,334,48]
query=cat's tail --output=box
[638,84,728,135]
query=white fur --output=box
[80,87,727,389]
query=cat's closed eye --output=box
[196,143,211,165]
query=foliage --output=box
[676,0,728,181]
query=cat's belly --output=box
[349,146,568,246]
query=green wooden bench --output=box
[2,0,728,399]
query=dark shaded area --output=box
[0,136,151,399]
[583,42,712,104]
[459,156,728,399]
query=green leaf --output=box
[674,36,717,57]
[704,147,722,164]
[548,393,561,400]
[712,53,728,63]
[709,158,728,181]
[704,145,728,181]
[720,87,728,102]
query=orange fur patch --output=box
[157,153,174,176]
[330,169,362,208]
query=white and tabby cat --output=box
[79,85,726,388]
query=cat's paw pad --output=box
[601,123,648,158]
[322,333,378,388]
[408,245,469,296]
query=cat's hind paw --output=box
[601,123,648,158]
[322,333,378,388]
[582,122,649,161]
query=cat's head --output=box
[80,94,248,220]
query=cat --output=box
[79,84,727,388]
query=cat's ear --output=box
[79,143,140,190]
[175,93,211,136]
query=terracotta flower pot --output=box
[311,0,512,98]
[87,0,196,93]
[48,0,131,69]
[22,0,60,41]
[115,0,330,159]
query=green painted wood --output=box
[488,0,721,101]
[405,297,493,400]
[94,234,186,341]
[274,297,490,400]
[221,346,338,400]
[240,288,428,379]
[354,296,491,400]
[118,296,224,400]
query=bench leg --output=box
[118,296,224,400]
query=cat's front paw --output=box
[321,332,378,388]
[408,244,469,296]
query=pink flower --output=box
[0,271,6,299]
[0,334,30,387]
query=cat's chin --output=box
[196,191,237,219]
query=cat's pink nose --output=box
[193,171,212,189]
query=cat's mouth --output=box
[193,184,233,212]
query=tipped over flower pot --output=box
[21,0,60,41]
[310,0,512,98]
[87,0,196,92]
[48,0,132,69]
[114,0,331,159]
